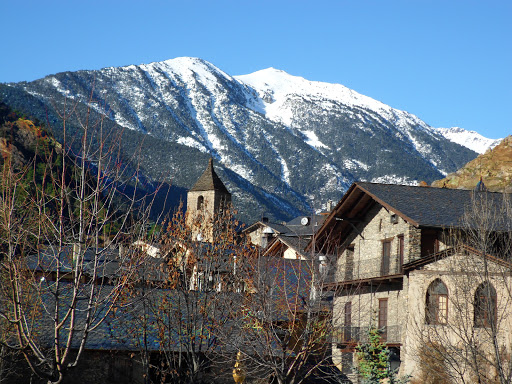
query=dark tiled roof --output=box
[253,257,313,320]
[26,246,122,279]
[277,236,310,256]
[29,284,237,352]
[190,158,230,194]
[244,215,325,238]
[242,220,290,236]
[286,214,326,236]
[27,246,168,282]
[357,182,512,230]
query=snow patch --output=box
[177,137,208,152]
[436,127,502,154]
[301,130,329,149]
[370,175,418,185]
[344,159,369,171]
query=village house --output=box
[312,182,512,382]
[244,214,327,259]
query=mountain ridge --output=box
[1,57,480,222]
[436,127,501,154]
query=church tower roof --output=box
[190,158,230,194]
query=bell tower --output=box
[186,158,231,241]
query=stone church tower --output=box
[186,158,231,242]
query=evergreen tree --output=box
[355,327,410,384]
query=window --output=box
[345,245,354,280]
[426,279,448,325]
[398,235,404,271]
[197,195,204,210]
[381,240,391,275]
[378,298,388,341]
[421,230,439,256]
[474,282,497,328]
[343,301,352,342]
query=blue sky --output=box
[1,1,510,139]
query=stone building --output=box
[186,158,231,242]
[243,214,326,255]
[312,182,512,382]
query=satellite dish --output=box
[262,226,274,235]
[301,217,310,226]
[196,233,204,242]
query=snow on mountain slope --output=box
[436,127,502,154]
[235,68,436,133]
[235,68,446,168]
[6,57,479,221]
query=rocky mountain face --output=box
[0,57,478,222]
[432,135,512,192]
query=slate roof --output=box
[276,236,311,256]
[402,244,512,271]
[190,158,230,194]
[252,257,314,320]
[356,182,512,229]
[242,220,291,236]
[285,214,326,236]
[26,246,168,282]
[26,246,121,279]
[28,284,236,352]
[312,182,512,253]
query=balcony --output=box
[337,255,403,282]
[333,325,401,345]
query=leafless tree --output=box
[0,92,158,383]
[117,202,253,384]
[222,241,341,384]
[410,191,512,384]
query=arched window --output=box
[197,195,204,210]
[426,279,448,325]
[474,282,497,328]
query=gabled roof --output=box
[353,182,508,228]
[242,220,290,236]
[190,158,230,194]
[263,236,310,260]
[243,215,326,238]
[285,214,326,236]
[311,182,512,252]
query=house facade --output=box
[313,182,512,382]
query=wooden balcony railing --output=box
[333,325,401,345]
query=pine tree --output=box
[355,327,410,384]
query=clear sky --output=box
[1,0,510,139]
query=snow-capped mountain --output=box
[0,57,478,222]
[436,127,502,154]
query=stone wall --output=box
[335,205,414,281]
[402,253,512,381]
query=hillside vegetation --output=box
[432,135,512,192]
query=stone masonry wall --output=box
[335,205,417,281]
